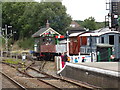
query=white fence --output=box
[55,54,97,73]
[69,55,91,63]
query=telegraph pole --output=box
[4,25,12,52]
[0,27,3,57]
[1,25,15,56]
[5,25,8,52]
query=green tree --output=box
[2,2,72,40]
[36,2,72,34]
[96,22,105,29]
[82,17,97,30]
[2,2,35,39]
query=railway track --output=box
[39,60,46,71]
[25,64,100,89]
[1,71,27,89]
[1,60,101,89]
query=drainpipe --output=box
[108,48,111,62]
[90,35,93,62]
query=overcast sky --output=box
[35,0,108,22]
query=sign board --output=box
[68,55,92,63]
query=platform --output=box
[59,62,120,88]
[75,62,119,72]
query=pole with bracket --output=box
[66,31,69,56]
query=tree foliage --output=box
[2,2,72,40]
[81,17,97,30]
[76,20,105,30]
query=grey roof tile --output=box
[32,28,48,37]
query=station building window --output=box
[109,35,114,45]
[101,37,104,43]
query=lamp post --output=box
[66,31,69,56]
[0,27,3,57]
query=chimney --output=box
[46,20,50,28]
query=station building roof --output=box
[80,31,120,37]
[32,27,61,38]
[69,32,84,37]
[79,28,120,37]
[96,44,113,47]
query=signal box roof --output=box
[32,27,61,38]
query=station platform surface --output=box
[74,62,119,72]
[60,62,119,88]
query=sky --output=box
[34,0,108,22]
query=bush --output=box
[18,38,34,50]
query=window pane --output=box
[109,35,114,45]
[101,37,104,43]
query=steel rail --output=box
[24,68,62,90]
[9,60,62,90]
[39,60,46,71]
[0,71,27,90]
[1,61,100,89]
[27,66,100,89]
[37,78,62,90]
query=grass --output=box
[4,58,22,64]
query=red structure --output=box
[69,33,87,55]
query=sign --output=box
[69,55,92,63]
[55,35,65,38]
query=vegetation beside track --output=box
[3,58,22,64]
